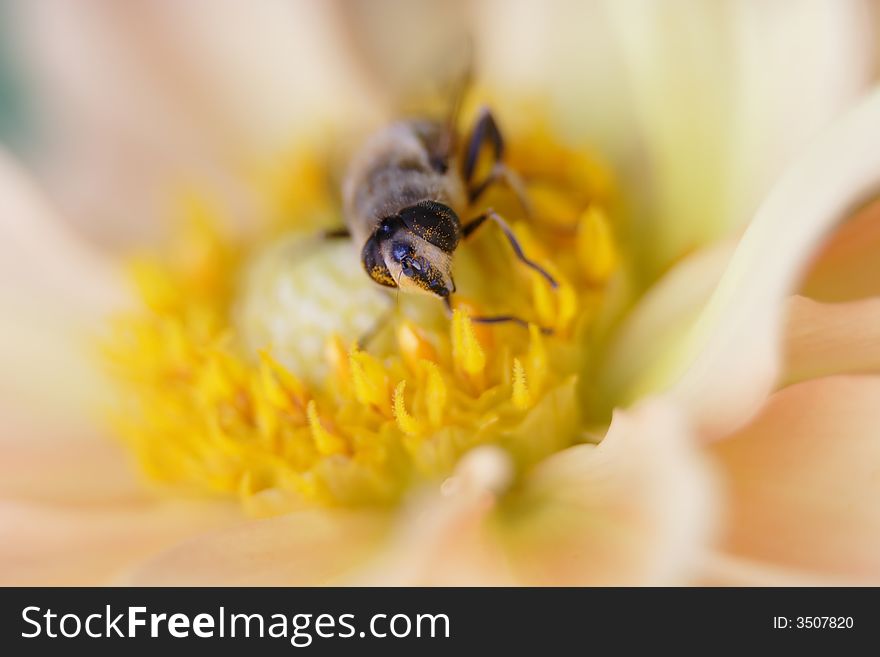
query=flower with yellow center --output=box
[3,1,880,586]
[103,118,618,513]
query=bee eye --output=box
[391,242,413,263]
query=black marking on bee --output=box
[398,200,461,253]
[361,234,397,288]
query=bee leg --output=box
[322,227,351,239]
[443,297,553,335]
[463,107,504,186]
[463,108,532,216]
[462,210,558,288]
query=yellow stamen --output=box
[397,320,437,370]
[577,206,617,284]
[392,380,423,437]
[512,358,532,410]
[307,400,348,456]
[422,360,447,429]
[349,348,390,413]
[258,350,305,410]
[451,309,486,378]
[531,270,557,329]
[527,324,548,393]
[325,334,351,382]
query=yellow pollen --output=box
[307,400,348,456]
[392,380,423,437]
[349,348,390,413]
[512,358,532,410]
[577,206,618,284]
[451,309,486,378]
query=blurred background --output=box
[1,0,872,255]
[1,0,880,587]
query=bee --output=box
[334,90,557,329]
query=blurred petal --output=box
[710,376,880,583]
[0,402,144,506]
[801,195,880,302]
[698,552,849,587]
[361,400,717,585]
[10,0,373,248]
[498,399,717,585]
[0,149,125,422]
[588,238,735,423]
[353,447,518,586]
[782,296,880,386]
[121,510,391,586]
[0,499,239,586]
[608,0,875,275]
[665,86,880,438]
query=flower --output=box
[2,0,879,585]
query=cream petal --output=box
[121,509,392,586]
[664,87,880,438]
[709,375,880,583]
[800,195,880,302]
[607,0,875,275]
[782,295,880,386]
[0,149,126,423]
[588,238,736,424]
[0,499,239,586]
[358,401,717,586]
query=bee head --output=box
[361,201,461,298]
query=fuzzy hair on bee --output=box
[342,119,467,298]
[337,81,558,330]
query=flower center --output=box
[103,115,620,515]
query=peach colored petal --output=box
[666,87,880,439]
[782,295,880,386]
[121,510,392,586]
[710,375,880,583]
[351,447,518,586]
[0,429,145,508]
[498,399,717,586]
[698,552,852,587]
[801,195,880,302]
[359,400,717,586]
[0,499,240,586]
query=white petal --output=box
[667,87,880,437]
[607,0,876,274]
